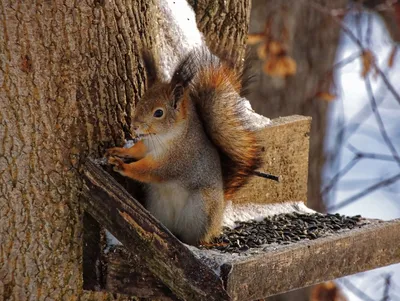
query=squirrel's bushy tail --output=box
[171,48,263,199]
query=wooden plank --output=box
[221,219,400,300]
[101,218,400,300]
[81,159,229,301]
[232,115,311,205]
[104,247,177,300]
[82,212,104,291]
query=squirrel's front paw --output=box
[108,156,125,173]
[105,147,122,157]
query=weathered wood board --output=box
[104,247,177,300]
[82,158,400,301]
[232,115,311,205]
[82,159,229,301]
[102,219,400,300]
[220,218,400,300]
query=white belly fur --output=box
[146,181,205,237]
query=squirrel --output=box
[106,48,262,245]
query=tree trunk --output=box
[188,0,251,70]
[0,0,155,299]
[0,0,251,300]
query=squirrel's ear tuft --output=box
[171,52,198,88]
[172,83,185,109]
[141,49,159,87]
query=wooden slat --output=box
[82,212,103,291]
[81,159,229,301]
[102,218,400,300]
[80,113,400,300]
[220,219,400,300]
[82,158,400,300]
[233,115,311,205]
[104,247,177,300]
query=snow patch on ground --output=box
[223,201,315,228]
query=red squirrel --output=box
[106,48,262,245]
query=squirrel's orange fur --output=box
[106,48,262,245]
[188,51,262,200]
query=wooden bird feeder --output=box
[81,115,400,301]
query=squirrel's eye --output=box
[153,109,164,118]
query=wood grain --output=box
[82,159,229,301]
[232,115,311,204]
[82,158,400,301]
[221,219,400,300]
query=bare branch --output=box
[328,173,400,211]
[364,76,400,168]
[322,157,361,196]
[338,278,376,301]
[347,144,398,162]
[381,273,392,301]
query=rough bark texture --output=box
[188,0,251,70]
[245,0,347,212]
[0,0,155,300]
[104,247,177,301]
[0,0,255,300]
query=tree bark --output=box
[188,0,251,70]
[0,0,253,300]
[0,0,155,300]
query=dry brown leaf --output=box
[263,56,296,77]
[316,92,337,102]
[361,50,375,78]
[247,33,265,45]
[257,44,268,60]
[388,46,398,68]
[268,41,285,56]
[310,282,347,301]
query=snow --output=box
[223,201,314,229]
[155,0,205,80]
[155,0,270,124]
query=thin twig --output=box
[336,82,388,143]
[338,278,376,301]
[333,52,362,69]
[253,171,280,182]
[322,156,361,196]
[381,273,392,301]
[328,172,400,211]
[347,143,397,162]
[365,11,373,47]
[305,0,400,106]
[365,75,400,168]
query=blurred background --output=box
[244,1,400,300]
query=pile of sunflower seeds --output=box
[200,212,363,253]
